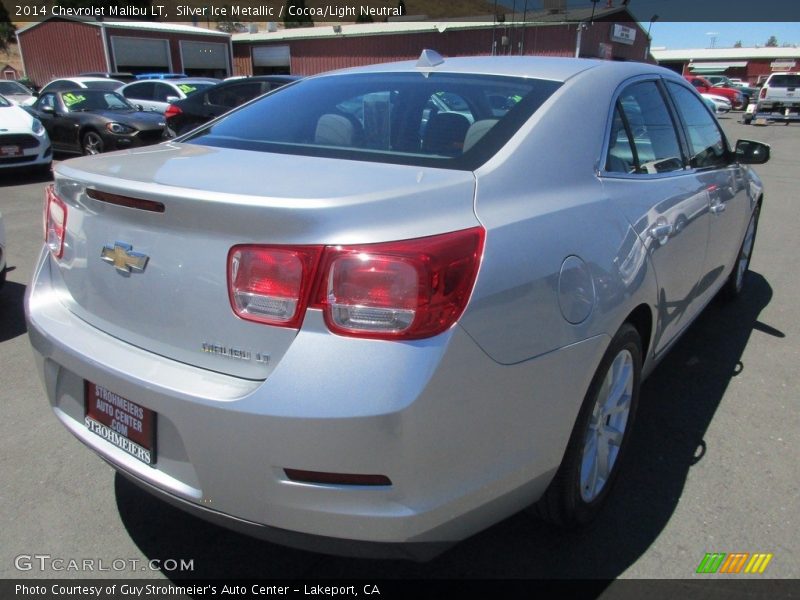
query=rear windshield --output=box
[183,72,561,170]
[82,80,124,91]
[768,74,800,87]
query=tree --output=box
[734,40,743,48]
[283,0,313,28]
[0,2,16,52]
[766,35,778,47]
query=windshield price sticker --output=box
[62,93,86,107]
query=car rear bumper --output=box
[26,247,607,551]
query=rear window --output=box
[82,80,124,91]
[183,72,561,170]
[768,74,800,87]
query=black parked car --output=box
[165,75,301,136]
[27,89,166,155]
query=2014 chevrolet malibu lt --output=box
[27,54,770,559]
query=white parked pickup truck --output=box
[745,72,800,124]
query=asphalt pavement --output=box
[0,117,797,586]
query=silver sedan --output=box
[27,53,769,559]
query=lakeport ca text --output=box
[15,584,379,596]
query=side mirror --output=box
[41,105,55,114]
[136,104,144,111]
[166,95,180,103]
[735,139,770,165]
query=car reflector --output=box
[284,469,392,486]
[44,184,67,259]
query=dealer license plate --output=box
[84,382,156,465]
[1,145,21,156]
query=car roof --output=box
[241,75,303,82]
[317,55,678,84]
[128,78,217,85]
[61,76,116,83]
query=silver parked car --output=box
[27,54,769,558]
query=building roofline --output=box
[18,16,230,38]
[652,47,800,61]
[231,6,636,44]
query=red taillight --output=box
[227,228,485,338]
[228,245,322,328]
[313,228,485,339]
[44,184,67,259]
[760,87,767,99]
[164,104,182,119]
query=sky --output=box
[648,22,800,50]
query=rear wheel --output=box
[82,131,104,155]
[535,323,642,527]
[720,204,760,301]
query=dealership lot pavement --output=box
[0,118,797,582]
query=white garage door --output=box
[181,41,229,70]
[252,45,290,67]
[112,36,170,68]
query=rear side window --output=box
[154,82,175,102]
[183,72,562,170]
[208,82,265,108]
[605,105,636,173]
[122,82,154,100]
[666,82,729,170]
[82,80,123,91]
[611,81,684,174]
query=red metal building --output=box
[17,17,232,86]
[232,7,652,77]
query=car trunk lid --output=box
[51,143,478,379]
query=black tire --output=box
[719,203,761,301]
[743,114,753,125]
[82,130,104,155]
[30,162,52,178]
[535,323,642,527]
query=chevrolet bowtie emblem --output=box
[100,242,149,275]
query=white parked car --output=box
[0,80,37,106]
[0,94,51,173]
[701,93,732,114]
[39,77,124,95]
[118,78,218,114]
